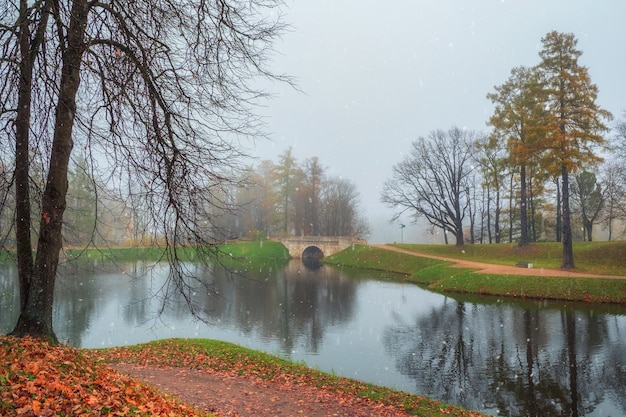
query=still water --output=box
[1,259,626,416]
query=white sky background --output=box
[249,0,626,244]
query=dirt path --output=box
[110,363,412,417]
[370,244,626,279]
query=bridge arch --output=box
[278,236,366,259]
[302,245,324,259]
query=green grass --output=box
[217,240,291,259]
[64,246,185,262]
[392,241,626,276]
[324,244,452,284]
[326,244,626,304]
[95,338,488,417]
[211,240,291,271]
[1,240,291,265]
[431,271,626,303]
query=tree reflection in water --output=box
[383,297,626,416]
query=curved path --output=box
[110,363,414,417]
[371,244,626,279]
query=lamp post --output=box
[400,223,406,244]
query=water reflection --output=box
[198,260,358,354]
[382,296,626,416]
[1,260,626,416]
[0,264,19,329]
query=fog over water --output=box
[252,1,626,243]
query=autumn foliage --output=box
[0,336,205,416]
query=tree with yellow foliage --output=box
[537,31,612,268]
[487,66,548,247]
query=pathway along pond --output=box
[1,259,626,416]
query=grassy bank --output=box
[217,240,291,259]
[0,240,290,264]
[393,241,626,276]
[96,338,487,417]
[65,240,291,262]
[0,335,487,417]
[324,244,470,285]
[324,244,626,304]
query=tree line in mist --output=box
[231,148,369,240]
[382,32,624,269]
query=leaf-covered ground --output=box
[0,336,206,416]
[1,336,489,416]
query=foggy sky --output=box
[250,0,626,243]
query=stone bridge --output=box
[278,236,366,258]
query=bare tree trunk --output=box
[454,220,465,246]
[561,166,575,269]
[11,0,54,341]
[12,0,88,342]
[14,0,36,313]
[519,164,529,247]
[486,185,492,243]
[467,186,475,244]
[495,187,501,243]
[584,219,593,242]
[529,173,537,242]
[556,177,562,242]
[508,174,514,243]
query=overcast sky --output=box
[250,0,626,243]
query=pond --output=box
[1,259,625,416]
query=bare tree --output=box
[571,171,604,241]
[381,127,477,246]
[473,133,508,243]
[600,161,626,240]
[614,114,626,159]
[600,119,626,240]
[1,0,290,342]
[319,176,368,237]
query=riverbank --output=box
[3,241,624,415]
[324,244,626,304]
[1,335,488,416]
